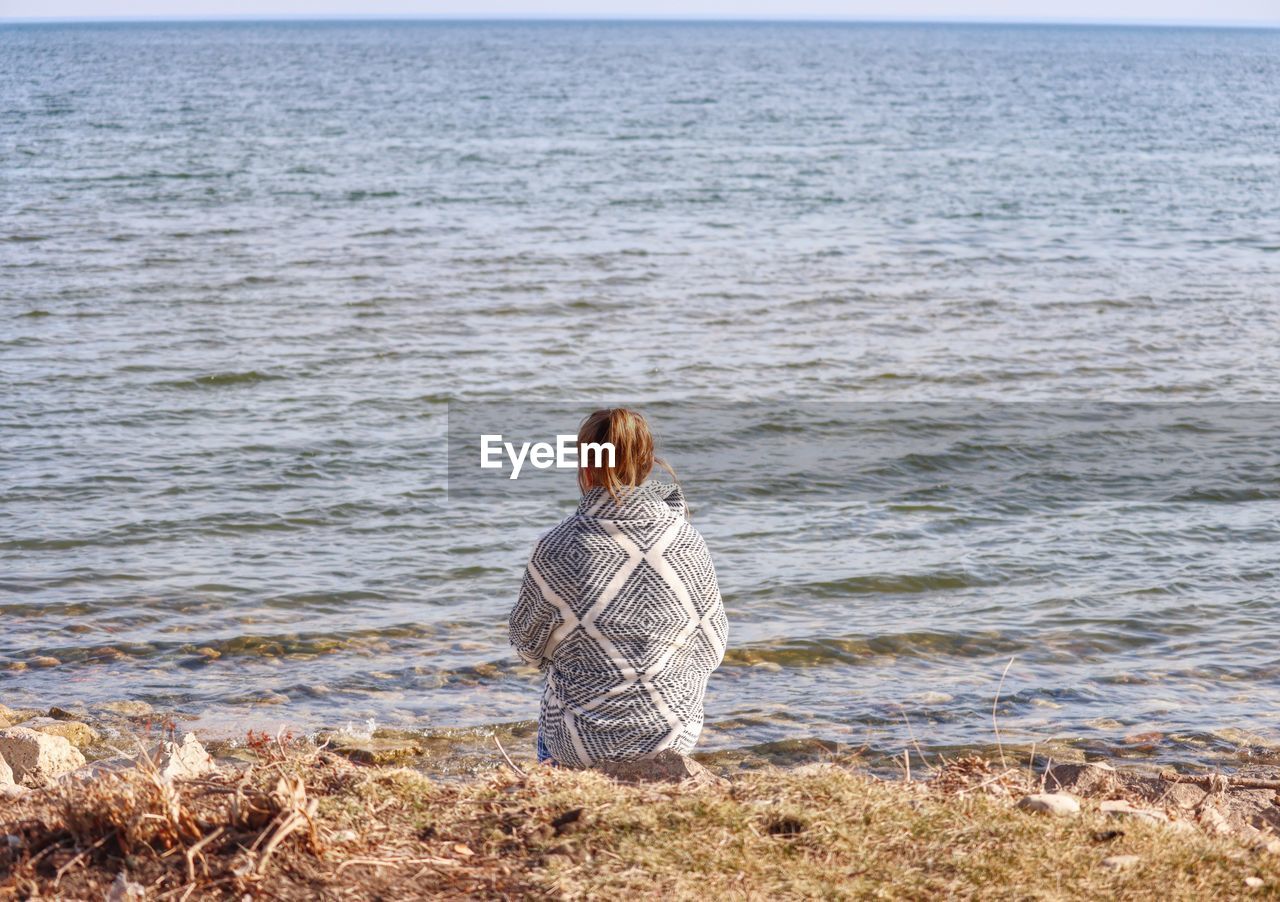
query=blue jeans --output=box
[536,727,557,765]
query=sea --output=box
[3,19,1279,770]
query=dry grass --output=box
[2,747,1278,900]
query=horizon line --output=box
[3,14,1280,29]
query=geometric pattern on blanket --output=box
[510,481,728,768]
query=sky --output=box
[1,0,1277,25]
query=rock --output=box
[151,733,215,781]
[1017,792,1081,817]
[326,734,423,766]
[1246,876,1265,888]
[1048,760,1280,838]
[1099,799,1167,825]
[593,750,728,788]
[48,705,90,721]
[0,754,13,786]
[0,727,87,784]
[22,717,100,749]
[1102,854,1142,871]
[29,656,61,668]
[95,700,154,717]
[1044,761,1119,796]
[0,708,40,725]
[68,733,214,784]
[0,716,9,730]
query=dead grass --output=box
[2,747,1278,900]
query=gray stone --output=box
[593,750,728,788]
[1017,792,1081,817]
[0,727,86,784]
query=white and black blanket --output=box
[510,481,727,767]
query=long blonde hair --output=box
[577,408,676,501]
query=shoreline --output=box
[3,701,1279,898]
[3,697,1276,780]
[3,698,1279,775]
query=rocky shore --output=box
[2,702,1278,899]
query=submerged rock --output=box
[593,750,728,788]
[94,700,154,718]
[1017,792,1081,817]
[0,727,86,785]
[324,733,423,766]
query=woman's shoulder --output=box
[529,511,588,558]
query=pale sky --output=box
[1,0,1277,25]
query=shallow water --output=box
[3,21,1280,768]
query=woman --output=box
[509,408,727,768]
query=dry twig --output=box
[1160,771,1280,791]
[992,656,1016,768]
[493,734,527,778]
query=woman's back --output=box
[511,480,727,767]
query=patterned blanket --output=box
[510,481,727,767]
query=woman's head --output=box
[577,407,675,499]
